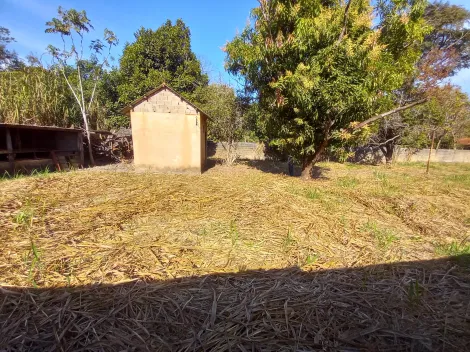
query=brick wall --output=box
[133,88,197,115]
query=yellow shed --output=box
[123,84,209,173]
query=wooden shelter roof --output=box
[0,123,82,133]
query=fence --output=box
[208,142,470,164]
[394,147,470,163]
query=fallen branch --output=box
[353,99,427,130]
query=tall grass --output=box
[0,67,105,128]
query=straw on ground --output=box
[0,161,469,350]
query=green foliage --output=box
[118,20,208,105]
[225,0,429,176]
[306,188,321,200]
[283,228,296,252]
[194,83,246,163]
[401,85,470,149]
[98,68,129,129]
[336,176,359,188]
[26,240,41,287]
[407,280,423,306]
[14,208,34,226]
[362,220,398,249]
[435,241,470,256]
[304,253,319,265]
[194,83,240,141]
[445,174,470,190]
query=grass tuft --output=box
[435,241,470,256]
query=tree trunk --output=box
[384,144,394,164]
[426,130,435,174]
[82,112,95,167]
[223,140,237,166]
[300,139,329,179]
[435,136,442,152]
[301,155,315,179]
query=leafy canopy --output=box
[423,1,470,73]
[225,0,429,175]
[118,19,208,105]
[401,85,470,149]
[194,84,242,142]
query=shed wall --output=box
[131,112,202,172]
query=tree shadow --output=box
[245,160,331,179]
[1,255,469,351]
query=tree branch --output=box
[338,0,353,42]
[353,99,428,130]
[60,67,83,112]
[369,134,401,146]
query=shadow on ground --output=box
[1,256,469,351]
[204,158,223,172]
[245,160,331,179]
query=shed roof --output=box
[121,83,210,118]
[0,123,82,133]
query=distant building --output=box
[123,84,209,173]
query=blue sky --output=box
[1,0,470,94]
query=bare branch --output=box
[60,67,84,113]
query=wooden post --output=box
[5,128,14,175]
[426,129,436,174]
[78,132,84,168]
[50,151,61,172]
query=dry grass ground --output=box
[1,161,469,350]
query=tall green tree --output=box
[45,7,118,166]
[98,68,129,129]
[225,0,429,178]
[118,19,208,105]
[423,1,470,73]
[368,1,470,162]
[401,85,470,150]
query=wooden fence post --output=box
[6,128,14,175]
[78,132,84,168]
[426,130,436,174]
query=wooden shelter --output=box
[0,123,84,174]
[123,84,209,173]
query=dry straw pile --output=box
[1,161,469,350]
